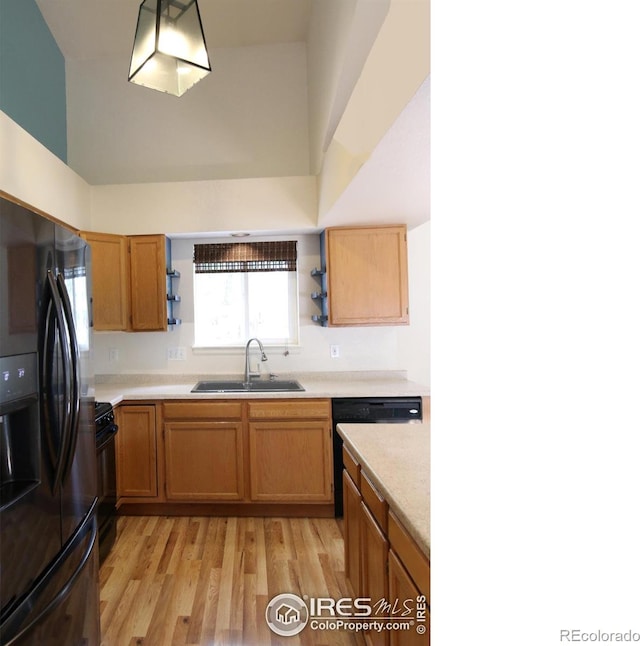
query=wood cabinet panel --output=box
[361,501,389,646]
[361,470,388,533]
[343,463,430,645]
[83,232,171,331]
[116,405,157,498]
[388,512,430,602]
[343,470,362,598]
[343,446,360,488]
[129,235,167,331]
[325,225,409,326]
[163,401,243,420]
[389,550,429,645]
[247,399,331,420]
[80,231,129,330]
[248,421,332,501]
[164,421,244,501]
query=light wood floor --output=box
[99,516,365,646]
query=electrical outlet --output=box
[330,345,340,358]
[108,348,119,362]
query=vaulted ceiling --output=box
[35,0,430,228]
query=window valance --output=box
[193,241,297,273]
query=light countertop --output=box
[93,372,428,407]
[337,422,430,558]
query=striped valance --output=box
[193,241,297,273]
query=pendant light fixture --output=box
[128,0,211,97]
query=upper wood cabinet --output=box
[314,225,410,327]
[82,232,172,331]
[128,235,167,331]
[80,232,129,331]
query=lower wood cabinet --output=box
[361,501,390,646]
[342,448,430,645]
[389,550,429,646]
[247,399,333,503]
[115,404,157,498]
[248,420,332,502]
[114,398,334,513]
[343,470,363,597]
[164,421,244,501]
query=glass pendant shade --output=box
[129,0,211,97]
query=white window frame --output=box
[192,241,300,350]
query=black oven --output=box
[95,402,118,564]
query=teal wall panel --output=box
[0,0,67,162]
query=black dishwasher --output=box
[332,397,423,516]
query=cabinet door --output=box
[248,421,332,501]
[129,235,167,331]
[361,501,390,646]
[164,421,244,501]
[326,225,409,326]
[388,550,430,646]
[343,470,362,597]
[116,405,157,498]
[80,232,129,330]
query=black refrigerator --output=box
[0,196,100,645]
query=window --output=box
[193,241,299,347]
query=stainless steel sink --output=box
[191,380,246,392]
[191,379,304,393]
[246,380,305,392]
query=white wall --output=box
[89,176,318,236]
[317,0,430,219]
[0,112,91,230]
[67,43,310,185]
[92,233,418,379]
[398,221,430,386]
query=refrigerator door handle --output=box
[0,508,97,645]
[41,271,73,494]
[56,274,81,485]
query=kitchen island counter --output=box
[337,422,430,558]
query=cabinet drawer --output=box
[247,399,330,420]
[388,511,430,602]
[342,446,360,487]
[163,401,242,420]
[361,471,387,533]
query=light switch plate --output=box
[330,345,340,358]
[168,347,187,361]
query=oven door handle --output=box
[96,425,118,452]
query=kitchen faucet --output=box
[244,338,268,385]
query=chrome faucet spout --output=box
[244,338,268,384]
